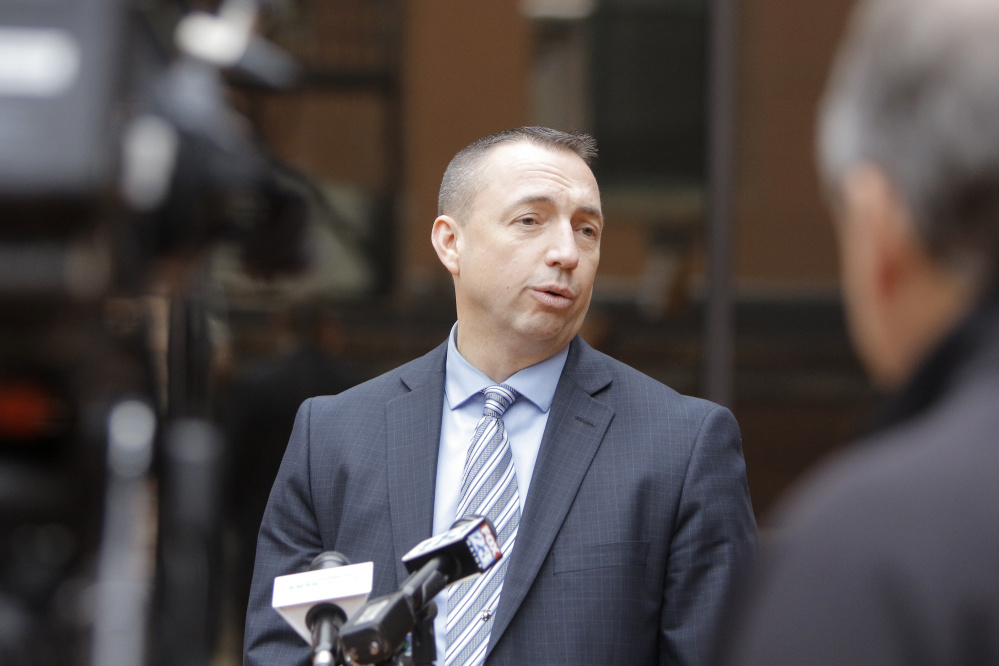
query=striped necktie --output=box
[445,384,520,666]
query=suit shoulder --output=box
[301,342,446,416]
[585,346,730,421]
[771,399,999,573]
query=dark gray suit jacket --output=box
[717,297,999,665]
[245,336,756,665]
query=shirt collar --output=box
[444,322,569,412]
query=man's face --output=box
[833,163,956,389]
[449,141,603,364]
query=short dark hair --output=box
[818,0,999,274]
[437,127,597,219]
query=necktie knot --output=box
[482,384,517,418]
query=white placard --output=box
[271,560,374,643]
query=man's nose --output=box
[545,219,580,269]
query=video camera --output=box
[0,0,303,662]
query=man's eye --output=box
[520,217,537,225]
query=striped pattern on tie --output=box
[446,384,520,666]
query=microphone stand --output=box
[370,601,436,666]
[410,601,437,666]
[307,603,347,666]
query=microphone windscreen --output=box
[310,551,351,571]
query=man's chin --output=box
[514,318,583,354]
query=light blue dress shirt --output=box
[431,323,569,663]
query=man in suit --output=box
[245,127,756,665]
[718,0,999,663]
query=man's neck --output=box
[454,328,569,384]
[879,263,978,389]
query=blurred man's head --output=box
[818,0,999,387]
[432,128,603,383]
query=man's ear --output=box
[431,215,461,276]
[842,164,919,301]
[839,163,929,386]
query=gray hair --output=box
[437,127,597,219]
[818,0,999,269]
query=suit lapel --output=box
[488,338,614,653]
[386,343,447,585]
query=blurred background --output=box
[0,0,876,663]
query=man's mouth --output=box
[538,284,573,297]
[531,285,575,307]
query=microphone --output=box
[339,516,502,664]
[307,552,350,666]
[271,552,374,665]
